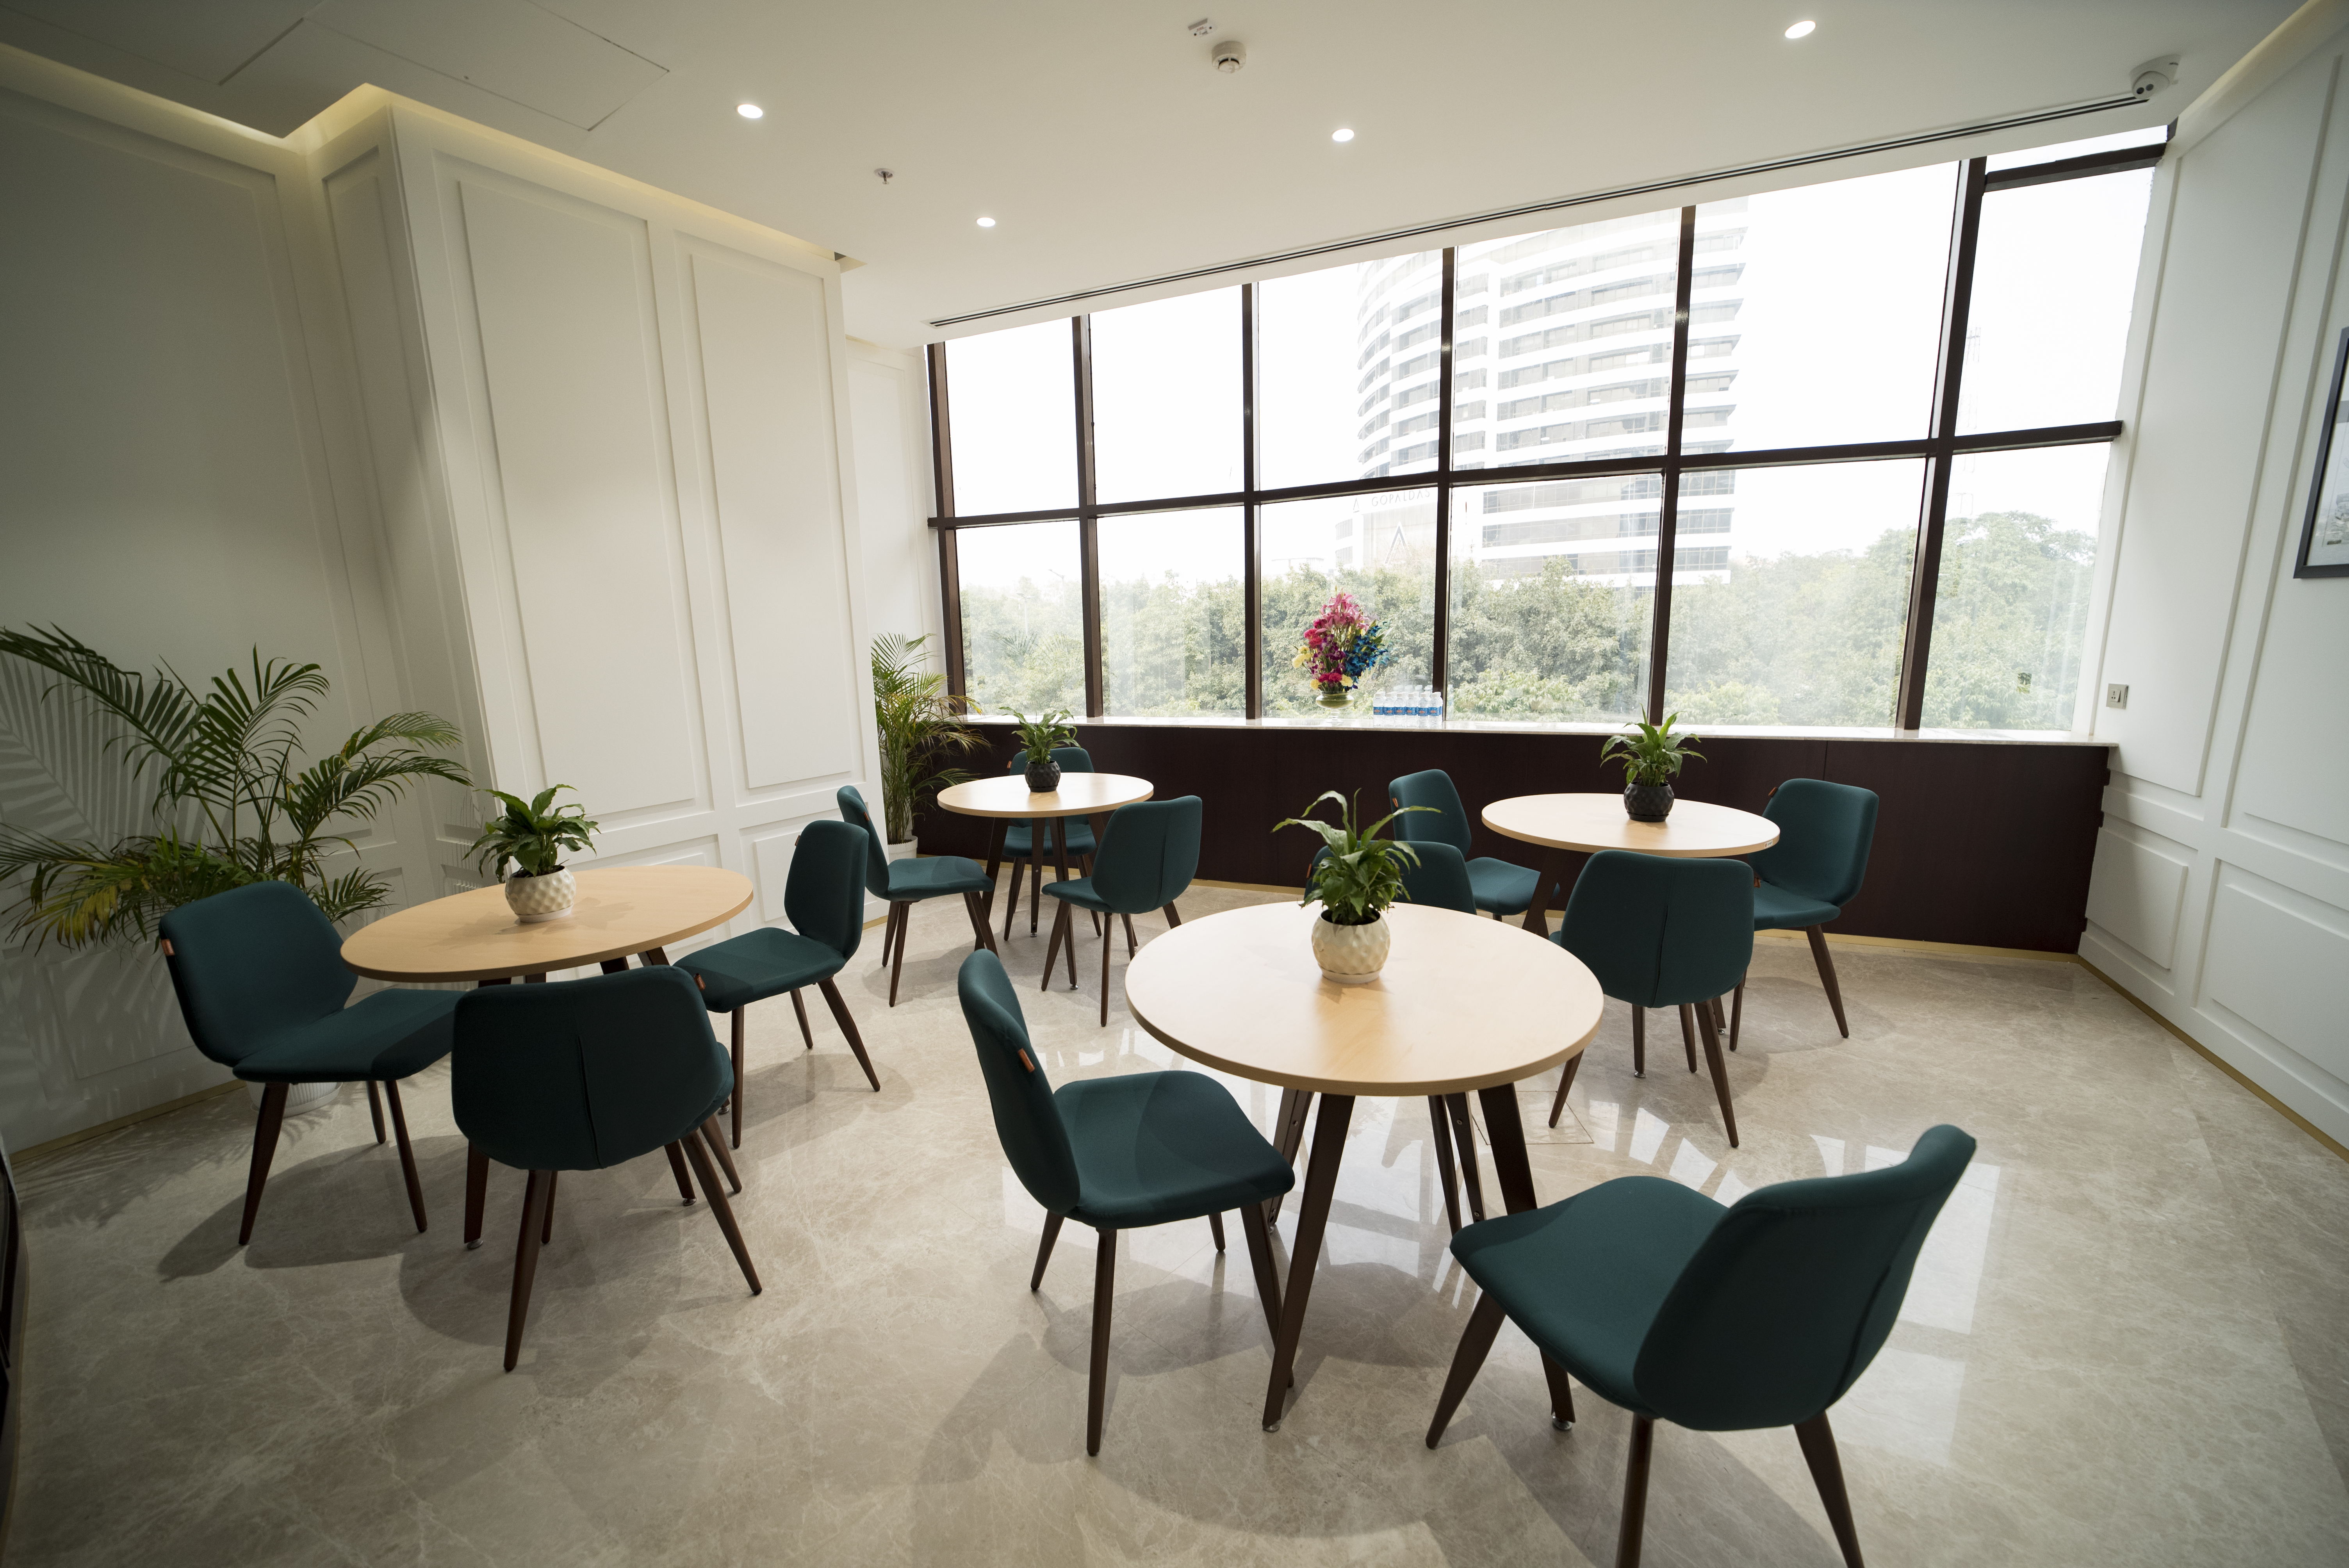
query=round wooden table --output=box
[935,772,1153,936]
[1483,793,1779,932]
[340,864,753,1244]
[1125,900,1604,1431]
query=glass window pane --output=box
[1449,476,1656,722]
[1958,170,2152,434]
[1919,445,2108,730]
[1985,126,2165,172]
[1455,210,1680,477]
[1098,507,1246,716]
[1260,489,1435,714]
[946,321,1075,515]
[954,520,1083,714]
[1695,166,1956,450]
[1663,460,1924,727]
[1259,251,1441,488]
[1092,289,1241,503]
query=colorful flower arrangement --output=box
[1292,592,1390,702]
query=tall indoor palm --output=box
[870,632,982,846]
[0,626,470,950]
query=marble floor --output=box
[10,884,2349,1567]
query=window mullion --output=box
[1074,315,1103,718]
[1432,248,1457,697]
[1646,206,1699,727]
[927,342,966,697]
[1242,283,1262,720]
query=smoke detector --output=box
[2132,55,2179,99]
[1212,37,1246,73]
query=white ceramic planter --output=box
[504,866,576,923]
[1311,910,1390,984]
[246,1080,337,1114]
[885,839,920,865]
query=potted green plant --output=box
[1273,790,1432,983]
[1009,709,1077,792]
[469,785,599,923]
[871,633,982,852]
[1600,713,1705,822]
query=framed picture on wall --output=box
[2296,326,2349,577]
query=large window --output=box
[928,132,2160,731]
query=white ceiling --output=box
[0,1,2296,348]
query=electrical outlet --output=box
[2105,683,2129,710]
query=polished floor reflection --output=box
[12,886,2349,1566]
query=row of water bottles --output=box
[1371,685,1445,717]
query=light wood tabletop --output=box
[1125,901,1602,1096]
[1482,793,1780,858]
[934,773,1153,820]
[340,865,753,984]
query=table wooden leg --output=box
[1263,1092,1353,1431]
[1444,1093,1487,1223]
[640,946,671,966]
[1519,848,1568,934]
[1477,1082,1576,1426]
[979,818,1007,925]
[1265,1087,1312,1224]
[599,958,631,974]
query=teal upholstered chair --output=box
[1038,796,1202,1026]
[959,949,1294,1454]
[1000,746,1099,939]
[679,819,879,1146]
[837,785,996,1005]
[454,967,760,1370]
[1427,1124,1976,1568]
[1545,851,1753,1146]
[1389,769,1541,919]
[159,881,458,1245]
[1736,779,1880,1048]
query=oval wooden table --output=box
[1125,899,1604,1431]
[1482,793,1779,934]
[340,864,753,1245]
[935,772,1154,937]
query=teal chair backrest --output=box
[786,820,868,961]
[159,881,355,1068]
[1004,746,1093,775]
[1090,797,1202,914]
[1388,770,1474,855]
[837,785,893,900]
[1555,850,1753,1008]
[1633,1123,1975,1430]
[453,967,731,1173]
[957,950,1080,1214]
[1747,779,1878,909]
[1397,840,1477,915]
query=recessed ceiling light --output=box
[977,216,996,228]
[1784,20,1815,39]
[1331,128,1355,143]
[736,102,764,119]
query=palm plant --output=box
[871,633,982,845]
[0,626,469,950]
[1274,790,1433,925]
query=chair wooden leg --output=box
[730,1008,747,1148]
[364,1080,386,1144]
[1002,850,1023,940]
[1806,925,1850,1037]
[541,1171,557,1245]
[1087,1226,1117,1456]
[1208,1210,1225,1251]
[1040,900,1070,991]
[1064,903,1080,986]
[888,902,909,1005]
[1796,1413,1866,1567]
[1678,1004,1698,1073]
[504,1169,552,1371]
[465,1141,489,1249]
[1546,1051,1583,1129]
[879,901,902,966]
[1424,1292,1508,1448]
[1616,1415,1656,1568]
[790,990,815,1051]
[1081,854,1100,937]
[817,977,880,1092]
[1693,1000,1740,1148]
[1029,853,1044,936]
[700,1118,742,1193]
[664,1141,698,1204]
[1030,1212,1064,1290]
[1444,1093,1486,1223]
[1730,971,1746,1051]
[1237,1198,1285,1345]
[1120,913,1138,955]
[237,1083,289,1246]
[383,1078,428,1233]
[1161,901,1182,927]
[1429,1096,1463,1234]
[681,1135,762,1295]
[1098,915,1113,1027]
[1631,1005,1646,1077]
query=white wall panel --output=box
[848,342,943,659]
[2083,825,2190,971]
[2204,867,2349,1087]
[457,177,699,818]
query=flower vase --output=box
[1311,910,1389,984]
[1316,690,1353,710]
